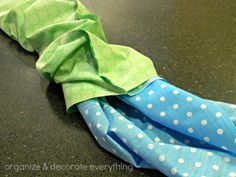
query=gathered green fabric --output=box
[0,0,157,112]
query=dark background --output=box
[0,0,236,176]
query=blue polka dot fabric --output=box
[77,77,236,177]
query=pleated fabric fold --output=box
[0,0,157,112]
[1,1,235,176]
[77,78,236,177]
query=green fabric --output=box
[0,0,157,112]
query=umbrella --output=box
[0,1,235,176]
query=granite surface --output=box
[0,0,236,176]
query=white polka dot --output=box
[184,139,190,144]
[159,143,165,146]
[122,138,128,144]
[171,168,177,175]
[183,173,189,177]
[96,123,101,129]
[160,84,167,88]
[217,128,224,135]
[186,97,193,102]
[195,161,202,168]
[207,152,214,156]
[200,104,207,110]
[159,155,166,162]
[187,128,194,133]
[201,176,207,177]
[230,104,236,109]
[223,157,231,163]
[147,124,153,130]
[173,104,179,109]
[111,128,117,132]
[137,133,144,139]
[216,112,222,118]
[186,112,193,118]
[169,139,175,144]
[173,119,180,125]
[160,96,166,102]
[112,148,117,154]
[190,148,197,153]
[234,138,236,144]
[85,109,89,115]
[147,103,153,109]
[147,144,154,150]
[96,111,101,116]
[212,164,219,171]
[118,116,124,121]
[178,158,185,164]
[173,90,179,94]
[201,119,208,126]
[160,111,166,117]
[127,124,134,129]
[174,145,181,149]
[148,90,154,95]
[204,137,210,142]
[135,96,141,101]
[154,137,160,142]
[229,172,236,177]
[221,146,228,150]
[110,109,115,114]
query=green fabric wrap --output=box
[0,0,157,112]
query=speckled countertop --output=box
[0,0,236,177]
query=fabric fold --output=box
[0,0,157,112]
[77,78,236,177]
[1,0,236,176]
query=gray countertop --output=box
[0,0,236,176]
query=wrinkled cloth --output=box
[1,0,236,177]
[78,77,236,177]
[0,0,157,112]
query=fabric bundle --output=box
[0,1,235,177]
